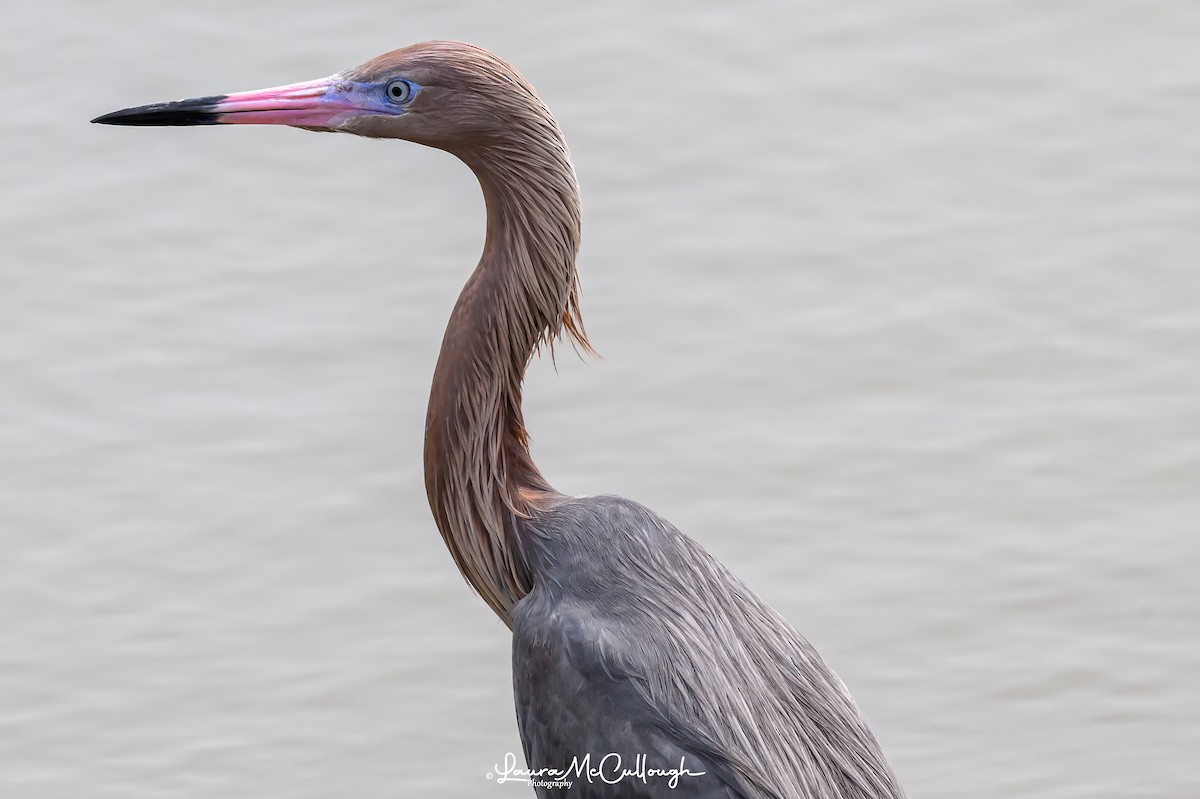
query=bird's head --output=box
[92,41,560,159]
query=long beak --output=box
[91,76,356,128]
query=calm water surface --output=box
[3,2,1198,797]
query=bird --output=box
[94,41,907,798]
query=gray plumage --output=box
[514,496,903,798]
[94,40,907,798]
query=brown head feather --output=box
[341,42,590,621]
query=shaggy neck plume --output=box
[423,129,586,624]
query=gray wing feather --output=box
[514,599,748,797]
[512,495,906,799]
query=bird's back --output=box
[512,495,905,799]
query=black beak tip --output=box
[91,110,125,125]
[91,96,226,127]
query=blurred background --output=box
[2,1,1198,796]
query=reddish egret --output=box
[94,41,906,798]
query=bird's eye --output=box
[385,79,413,104]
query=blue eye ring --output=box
[385,79,414,104]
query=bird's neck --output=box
[423,138,585,624]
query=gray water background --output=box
[3,1,1198,796]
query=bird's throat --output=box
[422,143,586,625]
